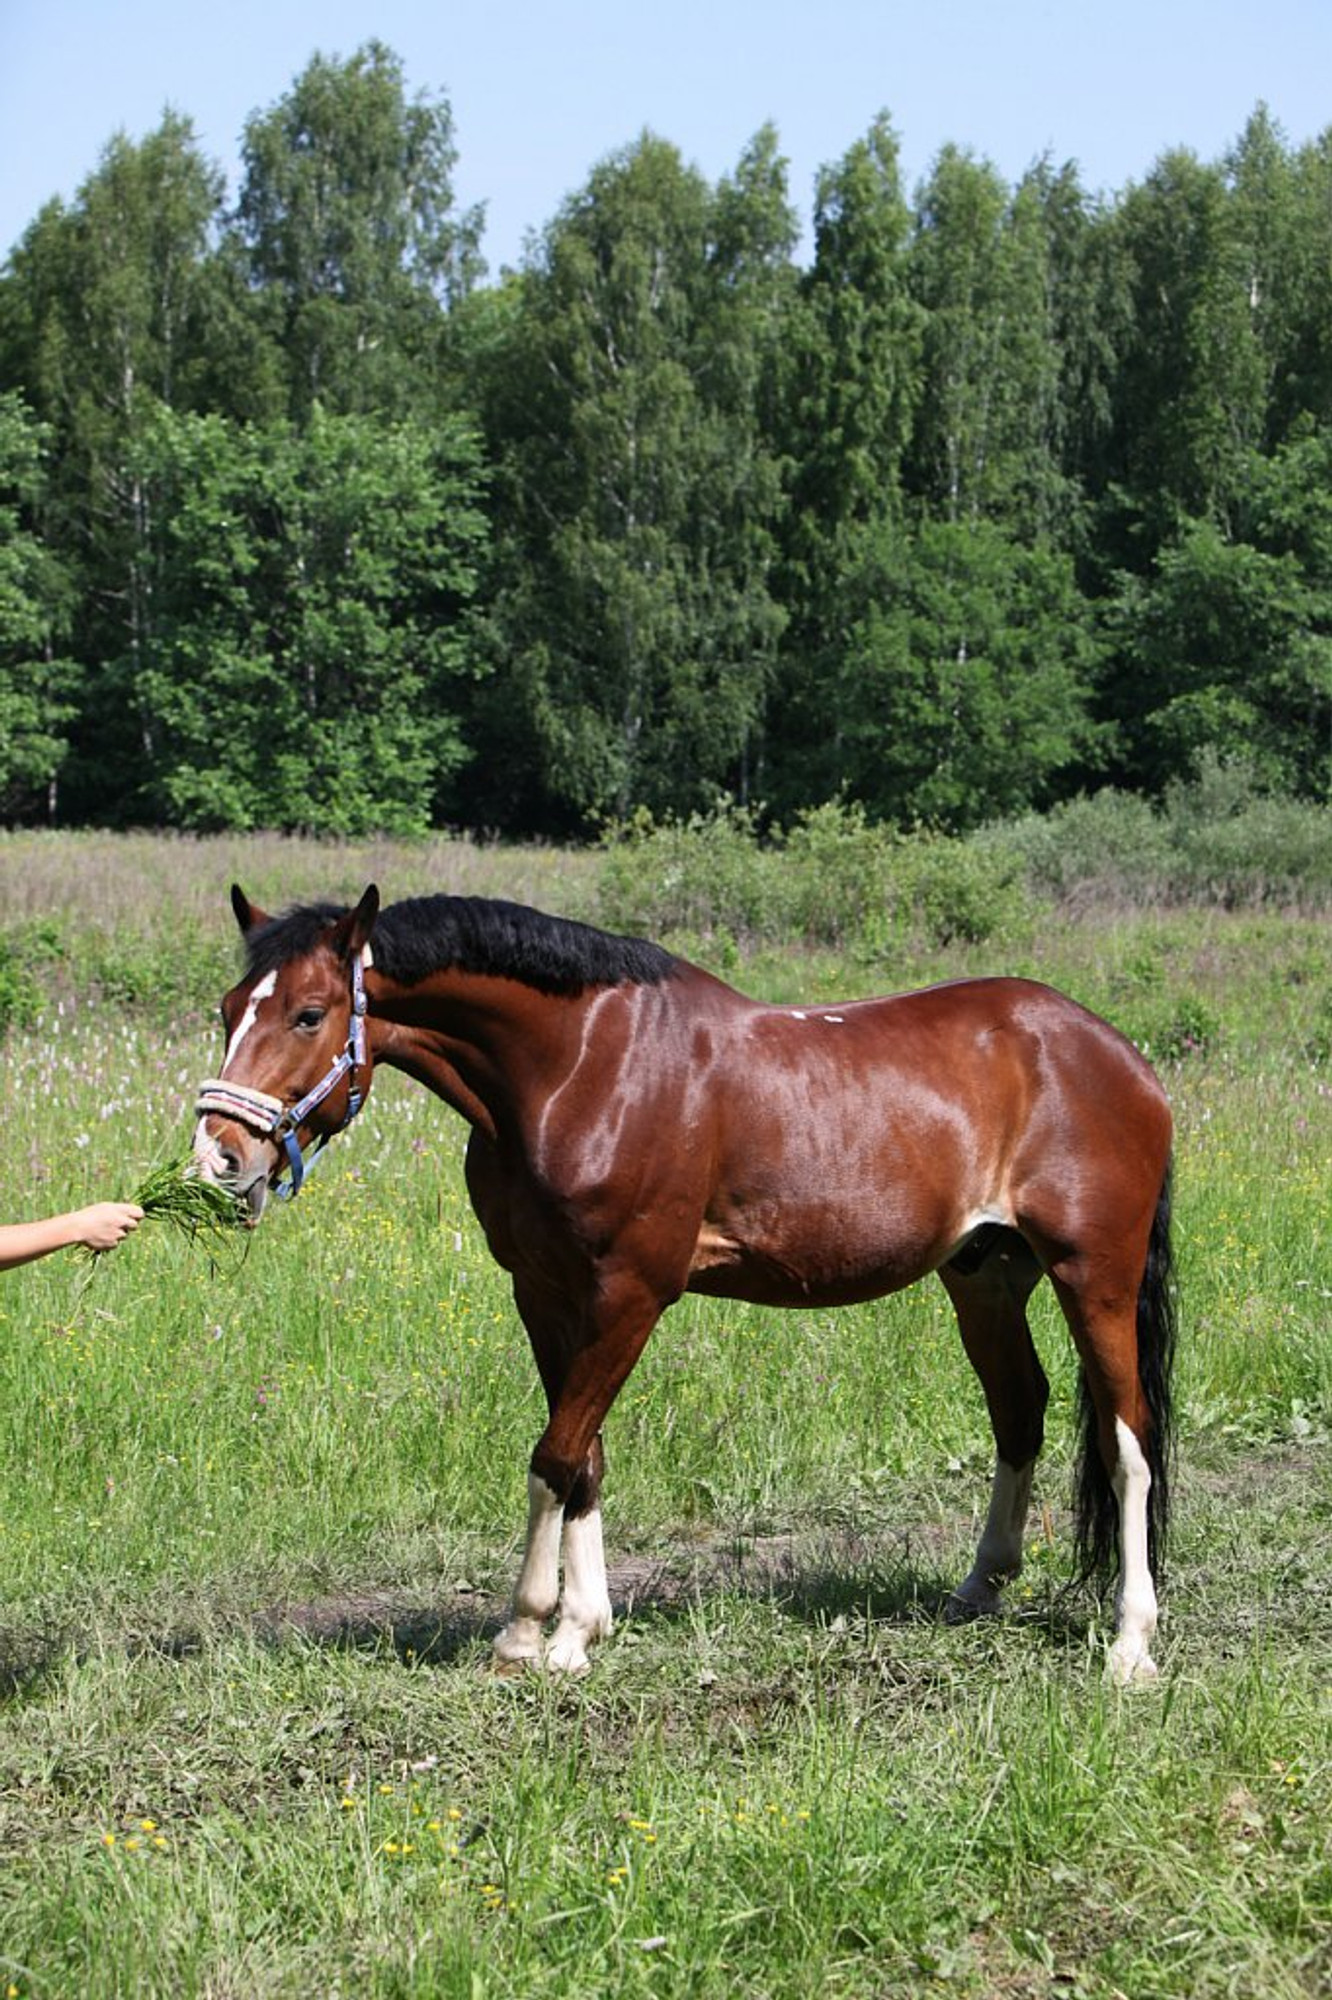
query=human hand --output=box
[74,1202,145,1252]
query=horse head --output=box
[194,883,380,1221]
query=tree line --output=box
[1,42,1329,837]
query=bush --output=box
[598,802,1032,951]
[596,806,783,941]
[974,790,1175,902]
[976,764,1332,910]
[0,921,66,1037]
[1172,793,1332,906]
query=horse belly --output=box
[684,1069,998,1307]
[685,1192,960,1308]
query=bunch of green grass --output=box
[84,1154,248,1260]
[134,1155,248,1242]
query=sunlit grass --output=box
[0,889,1327,1996]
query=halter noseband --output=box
[196,951,369,1200]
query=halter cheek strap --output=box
[196,952,369,1199]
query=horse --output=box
[193,884,1177,1686]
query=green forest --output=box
[2,42,1330,838]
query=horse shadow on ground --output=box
[0,1521,1100,1698]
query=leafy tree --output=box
[0,394,76,815]
[235,41,482,421]
[0,115,228,818]
[1105,147,1269,543]
[830,517,1100,826]
[765,115,922,809]
[906,144,1094,538]
[1106,440,1332,798]
[1279,128,1332,434]
[0,113,225,434]
[109,404,488,831]
[475,132,792,830]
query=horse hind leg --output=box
[1056,1292,1161,1687]
[1049,1173,1176,1687]
[939,1230,1048,1621]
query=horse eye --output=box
[294,1007,326,1031]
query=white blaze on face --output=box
[223,969,277,1073]
[192,1117,226,1176]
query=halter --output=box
[196,952,369,1199]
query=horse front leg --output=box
[492,1437,612,1674]
[495,1274,661,1676]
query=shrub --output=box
[974,790,1174,902]
[598,802,1031,951]
[1172,793,1332,906]
[597,806,782,941]
[0,921,65,1037]
[976,766,1332,910]
[891,833,1029,946]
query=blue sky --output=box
[2,0,1329,272]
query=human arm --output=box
[0,1202,144,1270]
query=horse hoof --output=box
[492,1620,545,1672]
[945,1580,1003,1624]
[543,1635,593,1677]
[1106,1642,1160,1688]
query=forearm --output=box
[0,1215,85,1270]
[0,1202,143,1269]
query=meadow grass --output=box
[0,845,1327,1996]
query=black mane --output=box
[244,895,678,997]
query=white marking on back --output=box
[223,969,277,1073]
[823,1014,845,1024]
[790,1010,807,1020]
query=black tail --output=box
[1073,1161,1177,1585]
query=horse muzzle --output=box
[192,1112,279,1225]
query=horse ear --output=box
[231,884,270,935]
[333,884,380,961]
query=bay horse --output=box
[194,886,1176,1685]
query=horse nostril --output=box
[219,1145,243,1179]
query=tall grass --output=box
[0,837,1327,1994]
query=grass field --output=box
[0,835,1328,1997]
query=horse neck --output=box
[366,966,588,1140]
